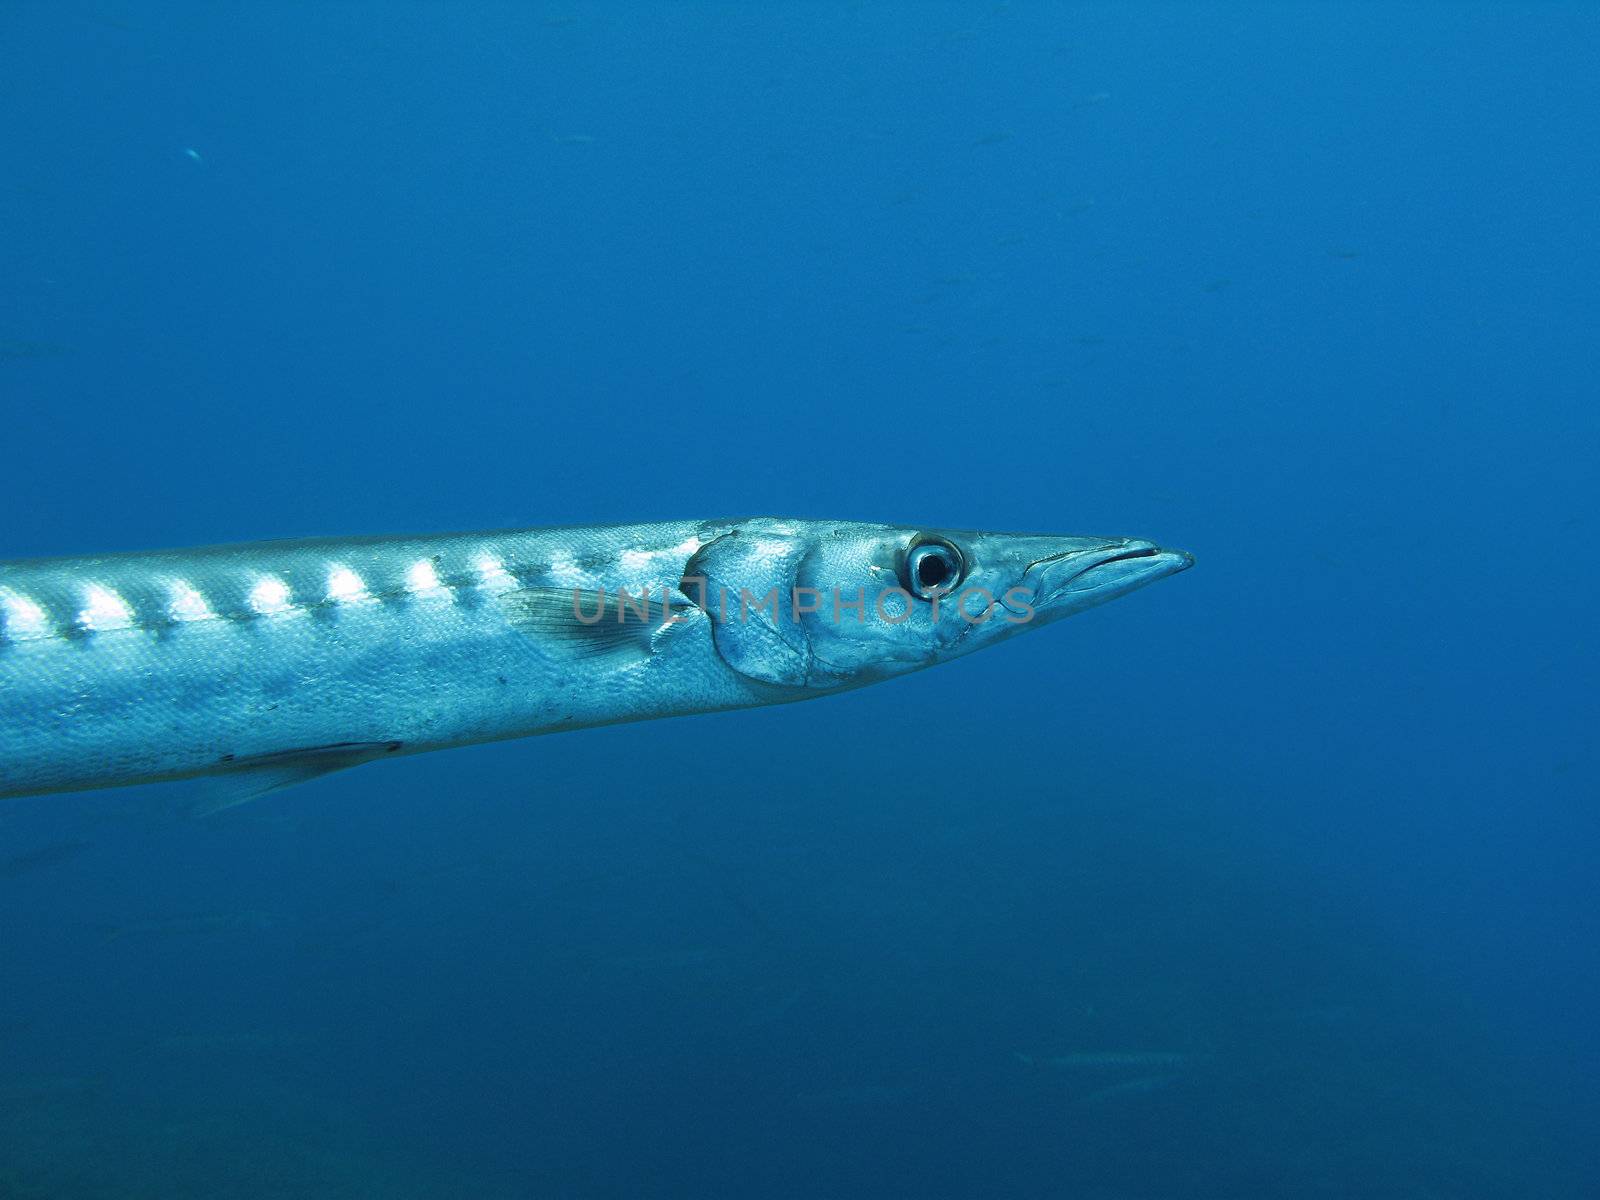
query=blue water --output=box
[3,3,1597,1196]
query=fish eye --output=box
[904,538,964,599]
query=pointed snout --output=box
[1078,538,1195,580]
[1022,536,1193,618]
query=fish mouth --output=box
[1012,538,1194,619]
[1061,541,1194,591]
[1098,544,1163,567]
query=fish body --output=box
[1,517,1191,802]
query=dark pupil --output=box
[917,552,949,588]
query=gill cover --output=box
[683,522,937,691]
[683,528,821,689]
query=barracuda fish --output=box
[0,517,1191,808]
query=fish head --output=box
[683,519,1193,691]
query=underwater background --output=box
[2,3,1597,1197]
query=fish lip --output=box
[1098,545,1163,567]
[1063,542,1194,589]
[1012,540,1193,615]
[1104,544,1194,574]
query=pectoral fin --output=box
[497,587,701,659]
[191,741,404,816]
